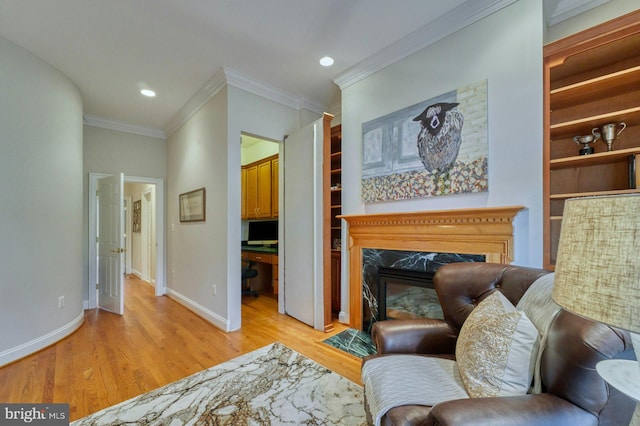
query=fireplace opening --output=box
[377,267,441,322]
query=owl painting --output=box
[413,102,464,175]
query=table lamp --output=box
[552,194,640,425]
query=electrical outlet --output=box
[58,296,65,309]
[212,284,217,295]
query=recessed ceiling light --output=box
[140,89,156,97]
[319,56,334,67]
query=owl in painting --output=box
[413,102,464,174]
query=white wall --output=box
[83,125,166,301]
[341,0,544,277]
[167,82,302,332]
[167,87,232,330]
[241,139,279,165]
[0,36,84,365]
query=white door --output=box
[283,118,324,329]
[97,173,125,314]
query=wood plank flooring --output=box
[0,275,362,421]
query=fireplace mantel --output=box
[340,206,524,329]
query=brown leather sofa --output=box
[363,262,636,426]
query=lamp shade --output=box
[552,194,640,333]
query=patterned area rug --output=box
[71,342,366,425]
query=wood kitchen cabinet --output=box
[242,154,277,219]
[271,157,279,217]
[256,160,272,218]
[241,167,247,219]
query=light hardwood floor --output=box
[0,275,362,421]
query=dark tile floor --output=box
[323,328,376,358]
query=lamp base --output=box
[596,332,640,425]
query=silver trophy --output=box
[573,132,600,155]
[593,122,626,151]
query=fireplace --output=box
[340,206,524,329]
[377,267,438,322]
[362,250,484,332]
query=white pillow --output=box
[456,291,539,398]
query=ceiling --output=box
[0,0,589,137]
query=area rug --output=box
[323,329,376,358]
[71,342,366,425]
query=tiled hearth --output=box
[340,206,524,329]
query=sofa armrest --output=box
[370,318,457,355]
[427,394,597,426]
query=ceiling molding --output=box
[83,114,166,139]
[543,0,610,27]
[223,67,326,115]
[164,66,327,138]
[163,68,227,137]
[333,0,518,90]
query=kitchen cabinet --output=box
[242,154,277,219]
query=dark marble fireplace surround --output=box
[362,249,484,332]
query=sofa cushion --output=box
[456,291,539,398]
[362,355,468,426]
[516,272,561,393]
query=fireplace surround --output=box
[340,206,524,329]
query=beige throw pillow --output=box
[456,291,539,398]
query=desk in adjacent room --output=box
[242,246,278,294]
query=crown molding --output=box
[163,68,227,137]
[223,67,326,115]
[543,0,609,27]
[83,114,166,139]
[334,0,518,90]
[164,66,327,138]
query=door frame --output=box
[88,173,166,309]
[142,187,154,283]
[124,196,133,274]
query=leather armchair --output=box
[363,262,636,426]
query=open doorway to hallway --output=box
[88,173,166,312]
[124,183,157,286]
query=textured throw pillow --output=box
[456,291,539,398]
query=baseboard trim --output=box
[0,311,84,367]
[166,288,230,332]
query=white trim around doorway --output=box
[88,173,166,310]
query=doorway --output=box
[88,173,165,311]
[240,133,280,309]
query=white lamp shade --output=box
[552,194,640,333]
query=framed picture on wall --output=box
[179,187,206,222]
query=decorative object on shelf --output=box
[132,200,141,233]
[361,80,488,203]
[553,194,640,425]
[179,187,206,222]
[594,122,627,151]
[573,132,599,155]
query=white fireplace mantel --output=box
[340,206,525,329]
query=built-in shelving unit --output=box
[328,124,342,315]
[543,10,640,269]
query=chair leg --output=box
[242,278,259,297]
